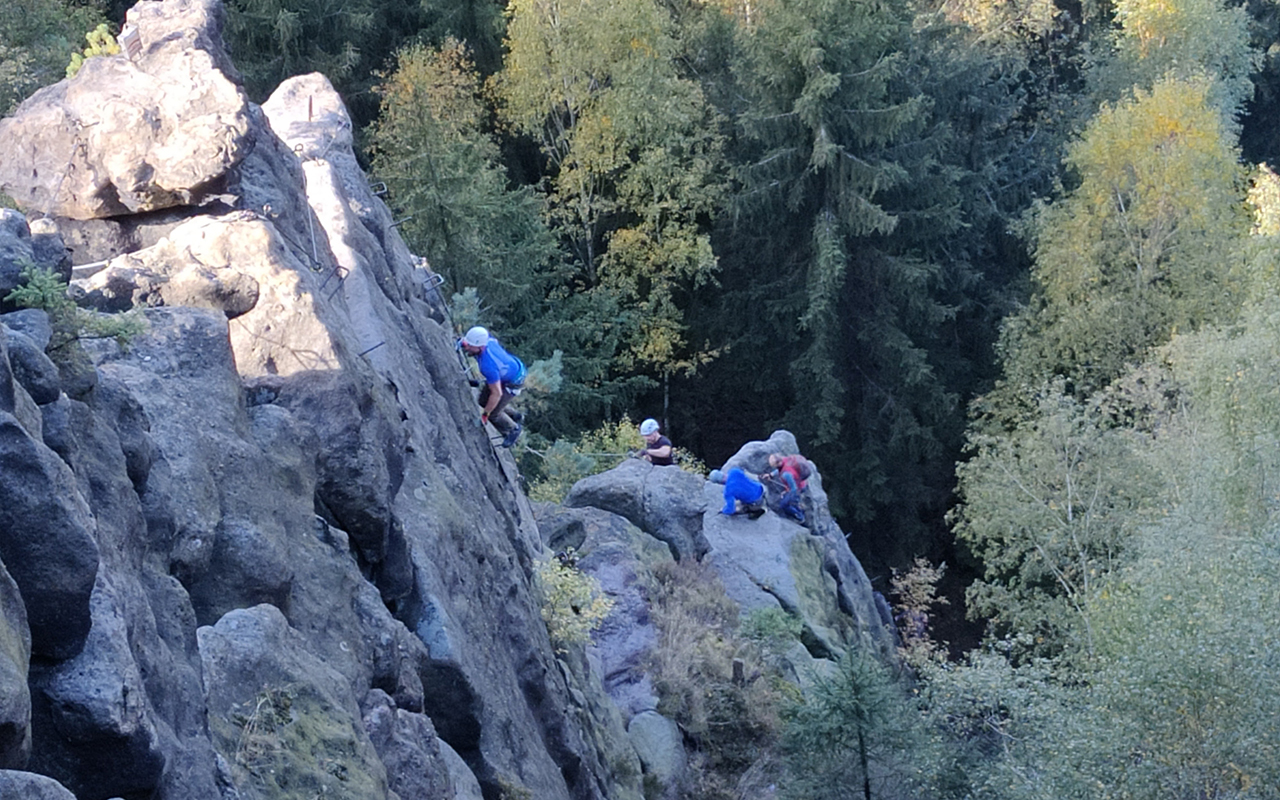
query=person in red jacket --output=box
[761,453,809,522]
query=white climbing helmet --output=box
[639,418,660,436]
[463,326,489,348]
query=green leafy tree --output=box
[951,306,1280,800]
[912,650,1081,799]
[369,41,642,437]
[493,0,728,375]
[1001,76,1248,399]
[368,40,560,331]
[1092,0,1259,120]
[953,382,1157,659]
[1081,525,1280,799]
[1070,300,1280,798]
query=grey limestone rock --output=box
[198,604,392,800]
[3,327,60,404]
[564,458,710,561]
[0,212,67,298]
[0,558,31,770]
[26,218,72,280]
[0,770,77,799]
[0,412,98,659]
[0,0,252,219]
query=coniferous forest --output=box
[6,0,1280,795]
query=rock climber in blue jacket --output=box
[458,326,525,448]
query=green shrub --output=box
[4,264,145,352]
[534,550,613,652]
[645,559,791,798]
[65,23,118,79]
[524,416,641,502]
[523,415,706,501]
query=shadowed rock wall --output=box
[0,1,639,797]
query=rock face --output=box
[0,560,31,769]
[538,435,896,798]
[0,2,895,798]
[0,0,251,219]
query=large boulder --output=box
[0,212,70,300]
[28,574,166,800]
[4,327,61,405]
[0,413,98,659]
[700,490,854,658]
[0,0,252,219]
[564,459,709,560]
[26,219,72,279]
[198,604,392,800]
[0,771,76,799]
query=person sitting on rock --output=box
[712,468,766,519]
[636,418,674,466]
[458,325,525,448]
[761,453,810,523]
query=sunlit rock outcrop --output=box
[0,0,896,797]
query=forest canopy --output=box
[5,0,1280,795]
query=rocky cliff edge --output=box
[0,2,894,798]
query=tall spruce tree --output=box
[679,0,1036,566]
